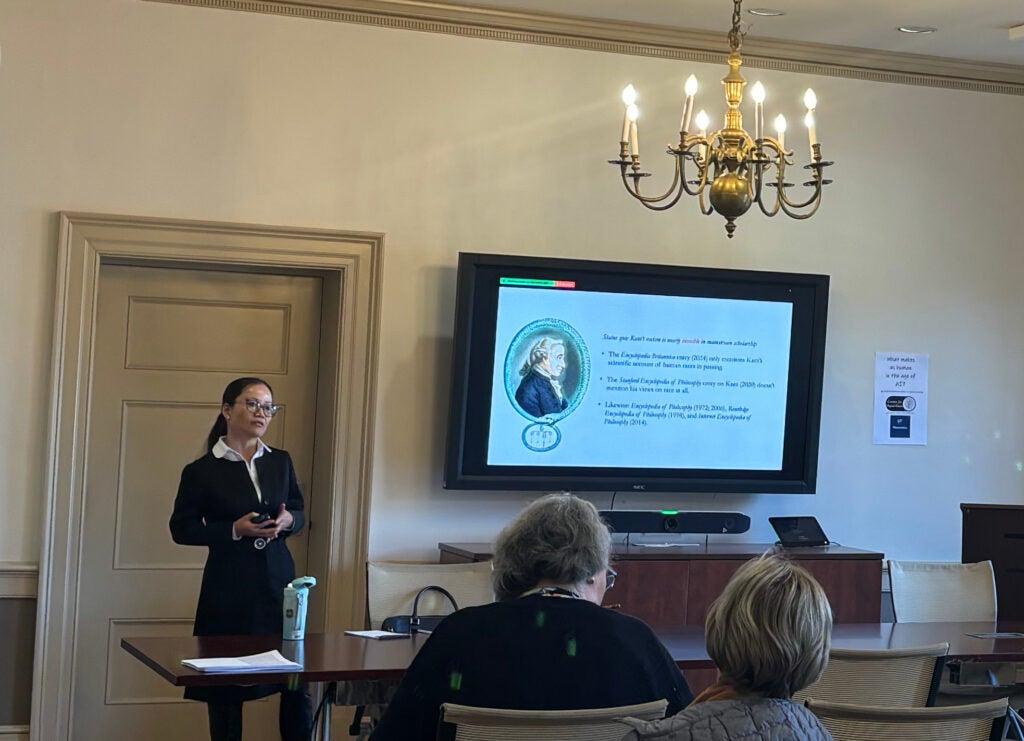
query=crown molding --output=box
[144,0,1024,95]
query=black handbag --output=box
[380,585,459,634]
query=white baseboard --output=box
[0,726,30,741]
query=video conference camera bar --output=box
[599,509,751,535]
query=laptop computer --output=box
[769,516,830,547]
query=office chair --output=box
[339,559,495,738]
[805,696,1009,741]
[794,642,949,707]
[365,559,494,631]
[438,699,668,741]
[888,560,997,623]
[886,559,1017,696]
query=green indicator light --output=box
[500,277,557,287]
[660,510,679,515]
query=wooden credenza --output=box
[439,542,883,627]
[962,502,1024,620]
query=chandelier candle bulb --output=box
[803,88,818,153]
[804,111,817,154]
[751,81,765,141]
[620,84,637,143]
[695,109,709,139]
[774,113,786,150]
[626,103,640,158]
[680,74,698,133]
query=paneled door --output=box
[70,263,322,740]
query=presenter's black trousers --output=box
[207,687,312,741]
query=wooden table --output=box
[122,632,433,741]
[123,621,1024,724]
[440,541,884,626]
[121,632,430,687]
[655,621,1024,668]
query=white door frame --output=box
[32,212,383,740]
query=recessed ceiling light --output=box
[897,25,937,34]
[747,8,786,17]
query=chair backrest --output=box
[888,560,997,623]
[794,642,948,707]
[366,560,494,629]
[805,697,1008,741]
[438,699,668,741]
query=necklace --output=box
[520,585,581,599]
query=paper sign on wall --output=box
[873,352,928,445]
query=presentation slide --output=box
[486,284,793,469]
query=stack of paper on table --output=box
[181,650,302,672]
[344,629,412,640]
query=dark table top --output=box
[123,621,1024,687]
[657,621,1024,669]
[121,632,432,687]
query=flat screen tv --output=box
[443,252,829,494]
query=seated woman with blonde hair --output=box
[620,552,834,740]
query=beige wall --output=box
[3,0,1024,580]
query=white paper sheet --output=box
[181,649,302,672]
[344,630,412,640]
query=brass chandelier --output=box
[609,0,833,238]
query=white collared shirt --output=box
[212,436,271,503]
[534,366,565,401]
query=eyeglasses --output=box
[237,399,279,417]
[605,567,617,590]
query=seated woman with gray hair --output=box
[370,493,692,741]
[619,551,834,741]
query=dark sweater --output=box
[371,594,693,741]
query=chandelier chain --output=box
[728,0,744,53]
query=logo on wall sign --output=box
[885,395,916,412]
[504,318,590,452]
[889,415,911,439]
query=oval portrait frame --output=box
[504,318,591,423]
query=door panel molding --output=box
[124,295,294,372]
[105,618,196,704]
[33,212,383,741]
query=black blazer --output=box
[514,368,569,418]
[170,448,306,638]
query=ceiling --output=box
[442,0,1024,68]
